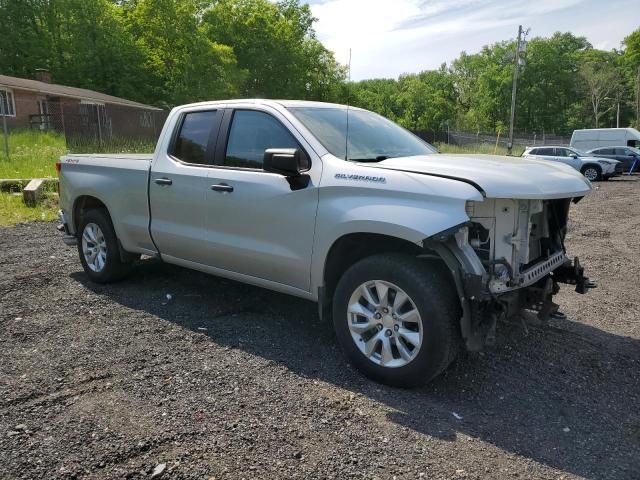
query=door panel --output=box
[553,148,575,168]
[205,170,318,289]
[204,107,320,291]
[149,109,222,263]
[150,163,212,263]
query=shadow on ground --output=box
[73,259,640,479]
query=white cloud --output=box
[308,0,638,80]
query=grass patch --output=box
[436,142,525,157]
[0,191,58,226]
[0,130,67,179]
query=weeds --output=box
[0,130,67,179]
[0,192,59,226]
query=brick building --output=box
[0,71,166,142]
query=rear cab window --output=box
[171,110,220,165]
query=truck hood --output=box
[371,154,592,199]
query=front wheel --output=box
[581,165,601,181]
[332,254,461,387]
[77,208,132,283]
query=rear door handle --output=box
[154,177,173,186]
[211,183,234,193]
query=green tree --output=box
[349,78,401,120]
[395,67,456,131]
[202,0,345,100]
[620,28,640,126]
[125,0,243,106]
[0,0,53,78]
[579,57,624,128]
[451,42,515,132]
[517,33,592,135]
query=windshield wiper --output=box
[349,155,391,162]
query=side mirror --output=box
[570,154,578,159]
[264,148,304,176]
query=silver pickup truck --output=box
[58,99,594,387]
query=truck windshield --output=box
[288,107,437,161]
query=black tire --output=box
[332,253,461,387]
[581,164,602,181]
[77,208,132,283]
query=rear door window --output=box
[224,110,300,169]
[171,110,219,165]
[536,148,553,155]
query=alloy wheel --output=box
[81,222,107,272]
[583,167,599,181]
[347,280,423,368]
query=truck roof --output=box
[174,99,362,111]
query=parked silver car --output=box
[522,146,621,181]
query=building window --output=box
[0,89,16,117]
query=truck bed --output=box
[59,153,156,255]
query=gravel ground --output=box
[1,177,639,480]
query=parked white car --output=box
[522,146,621,181]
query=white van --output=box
[570,128,640,151]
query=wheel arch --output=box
[318,232,455,318]
[72,195,111,233]
[72,195,133,262]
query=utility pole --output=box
[616,101,620,128]
[507,25,527,155]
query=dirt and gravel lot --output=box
[1,177,639,480]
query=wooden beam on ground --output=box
[0,177,57,192]
[23,179,45,206]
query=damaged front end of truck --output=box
[425,197,594,351]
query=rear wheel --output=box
[581,165,601,181]
[77,208,132,283]
[332,254,461,387]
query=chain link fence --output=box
[412,129,572,155]
[2,95,167,154]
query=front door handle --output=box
[154,177,173,186]
[211,183,234,193]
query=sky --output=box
[305,0,639,80]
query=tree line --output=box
[349,30,640,135]
[1,0,639,135]
[0,0,346,108]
